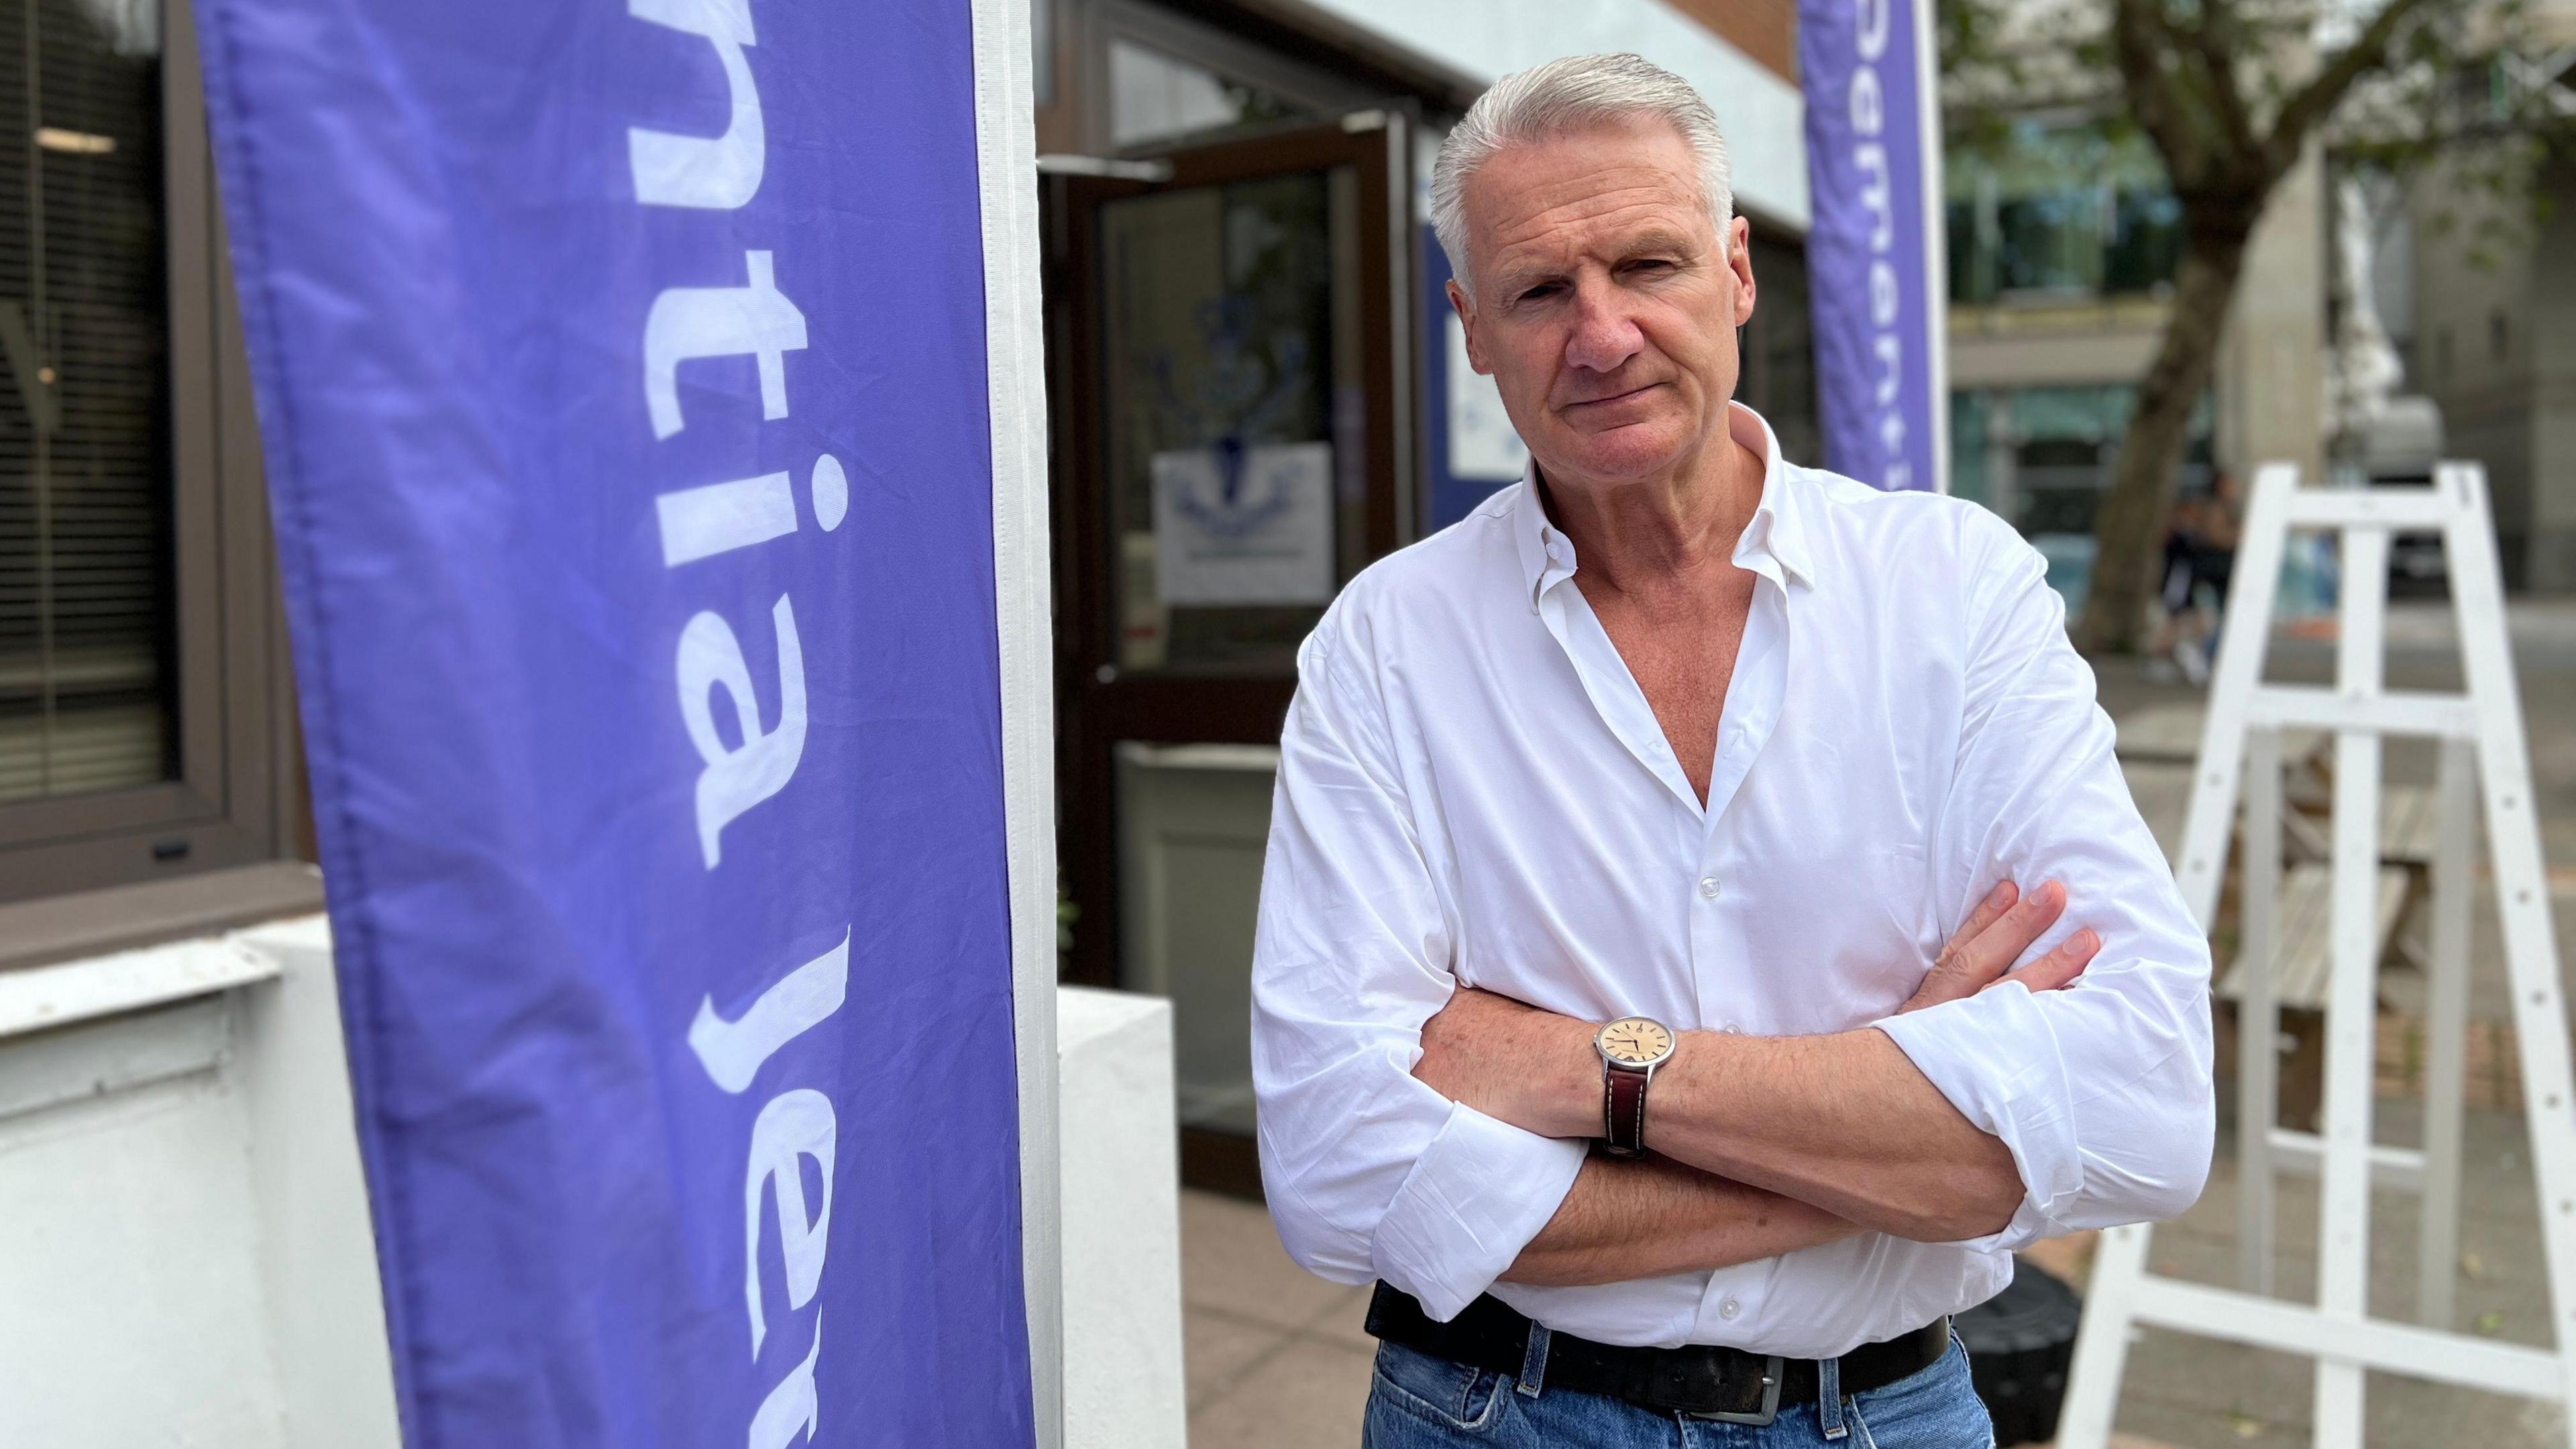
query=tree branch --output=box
[2114,0,2200,175]
[2188,0,2260,158]
[2269,0,2455,168]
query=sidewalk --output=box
[1179,1189,1374,1448]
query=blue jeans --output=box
[1361,1331,1994,1448]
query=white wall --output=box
[230,918,408,1449]
[1059,986,1187,1449]
[0,1001,289,1447]
[0,922,399,1449]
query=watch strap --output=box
[1603,1063,1650,1157]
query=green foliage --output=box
[1937,0,2576,210]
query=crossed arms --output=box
[1416,879,2096,1287]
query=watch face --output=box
[1597,1016,1674,1067]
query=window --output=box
[0,0,303,908]
[1086,0,1378,156]
[1108,38,1310,150]
[1949,383,2214,539]
[1738,228,1819,468]
[1,0,172,810]
[2103,188,2184,294]
[1949,390,1990,508]
[1097,166,1354,674]
[1948,121,2180,305]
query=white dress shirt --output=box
[1249,403,2212,1358]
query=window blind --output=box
[0,0,173,806]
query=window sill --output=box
[0,861,327,974]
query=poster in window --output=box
[1151,440,1334,606]
[1446,313,1528,482]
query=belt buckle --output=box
[1686,1354,1784,1426]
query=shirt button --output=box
[1697,876,1721,900]
[1719,1299,1741,1320]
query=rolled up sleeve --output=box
[1874,516,2216,1249]
[1252,612,1587,1320]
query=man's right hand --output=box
[1899,879,2097,1014]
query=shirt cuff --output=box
[1371,1100,1588,1320]
[1873,983,2082,1250]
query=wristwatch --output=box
[1593,1016,1676,1157]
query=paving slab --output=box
[1187,1332,1376,1449]
[1187,1303,1289,1413]
[1182,1188,1366,1333]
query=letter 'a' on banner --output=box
[191,0,1061,1444]
[1800,0,1949,493]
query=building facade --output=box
[2400,144,2576,592]
[1942,111,2328,596]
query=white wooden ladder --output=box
[2056,461,2576,1447]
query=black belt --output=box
[1366,1283,1949,1424]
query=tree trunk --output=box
[2076,226,2255,653]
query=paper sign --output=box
[1446,314,1529,482]
[1152,441,1335,606]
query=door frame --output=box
[1046,115,1412,1008]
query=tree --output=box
[1940,0,2576,651]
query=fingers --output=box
[1975,879,2068,976]
[1942,879,2019,959]
[1912,878,2088,1014]
[1941,878,2063,987]
[2005,926,2098,994]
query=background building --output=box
[2394,123,2576,588]
[1943,115,2327,598]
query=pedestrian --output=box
[2151,470,2240,684]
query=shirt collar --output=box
[1508,473,1577,610]
[1507,401,1812,612]
[1729,403,1813,590]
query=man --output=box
[2151,470,2241,684]
[1249,53,2213,1448]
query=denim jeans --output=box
[1360,1330,1994,1448]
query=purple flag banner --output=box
[1800,0,1948,492]
[192,0,1035,1444]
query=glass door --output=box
[1049,115,1409,1188]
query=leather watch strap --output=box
[1603,1064,1649,1156]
